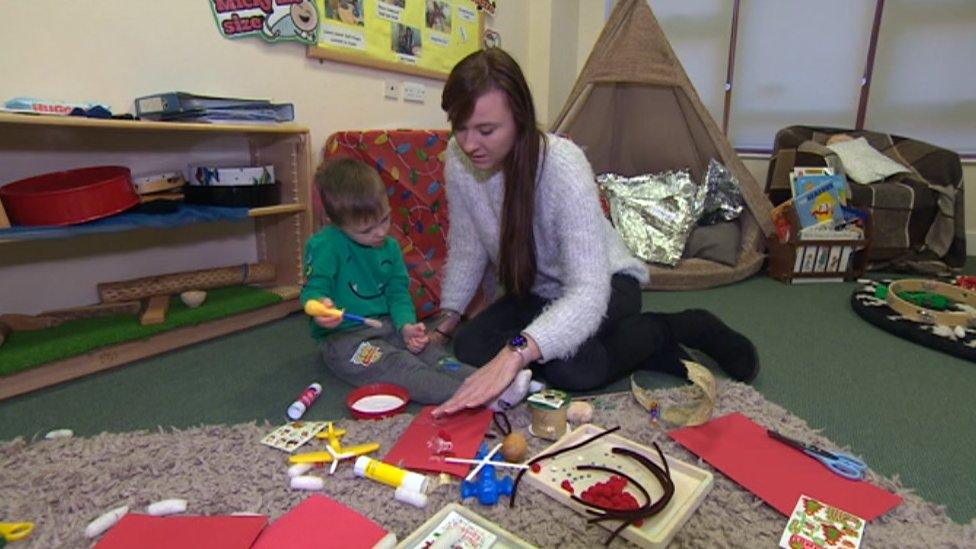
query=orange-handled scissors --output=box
[0,522,34,542]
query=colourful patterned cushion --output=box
[321,130,450,319]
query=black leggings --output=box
[453,275,682,391]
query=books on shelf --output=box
[134,92,294,123]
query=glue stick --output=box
[354,456,428,494]
[287,382,322,420]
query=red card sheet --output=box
[251,494,391,549]
[382,406,493,477]
[668,412,901,521]
[94,514,267,549]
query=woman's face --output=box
[453,88,517,172]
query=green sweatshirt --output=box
[300,225,416,340]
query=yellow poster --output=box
[310,0,483,79]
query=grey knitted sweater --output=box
[440,133,648,362]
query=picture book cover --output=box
[792,173,846,204]
[793,178,844,230]
[779,494,866,549]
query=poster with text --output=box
[311,0,482,79]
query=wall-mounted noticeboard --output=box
[308,0,484,80]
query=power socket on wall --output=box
[384,79,399,100]
[403,82,426,103]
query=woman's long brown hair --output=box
[441,48,546,300]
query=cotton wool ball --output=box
[567,401,593,424]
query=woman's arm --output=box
[521,140,612,362]
[438,143,490,322]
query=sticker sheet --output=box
[260,421,328,453]
[779,494,865,549]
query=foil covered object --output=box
[698,158,744,225]
[598,171,703,266]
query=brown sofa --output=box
[766,125,966,274]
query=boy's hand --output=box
[402,323,429,354]
[309,297,343,329]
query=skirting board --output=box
[0,299,299,401]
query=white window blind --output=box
[728,1,875,150]
[648,0,732,126]
[866,0,976,155]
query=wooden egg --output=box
[180,290,207,308]
[501,432,527,462]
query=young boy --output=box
[302,157,531,407]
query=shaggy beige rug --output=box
[2,381,973,548]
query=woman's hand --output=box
[310,297,342,329]
[431,349,523,417]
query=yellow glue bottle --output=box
[354,456,428,494]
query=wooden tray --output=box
[521,424,713,549]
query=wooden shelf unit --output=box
[0,113,314,399]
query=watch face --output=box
[509,334,528,349]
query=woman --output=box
[431,48,758,417]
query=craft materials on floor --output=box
[398,503,534,549]
[668,412,901,520]
[251,495,395,549]
[526,389,570,440]
[92,514,267,549]
[288,422,381,476]
[260,421,328,453]
[351,455,430,508]
[778,494,866,549]
[767,430,867,480]
[4,383,967,547]
[517,424,713,548]
[287,382,323,420]
[382,406,493,477]
[631,360,716,427]
[346,384,410,419]
[0,522,33,544]
[458,443,514,506]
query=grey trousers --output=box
[318,317,477,404]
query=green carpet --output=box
[1,273,974,524]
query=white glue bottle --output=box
[287,382,322,420]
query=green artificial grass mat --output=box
[0,286,282,376]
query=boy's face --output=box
[339,204,391,248]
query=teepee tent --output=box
[552,0,774,290]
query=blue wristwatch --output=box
[507,333,530,365]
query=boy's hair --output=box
[315,157,388,226]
